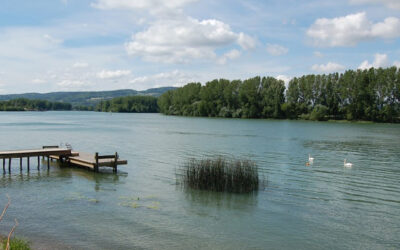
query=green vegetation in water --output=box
[158,67,400,123]
[0,195,30,250]
[0,98,72,111]
[181,157,261,193]
[117,196,160,210]
[1,237,30,250]
[65,192,99,204]
[96,96,159,113]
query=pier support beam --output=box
[8,158,11,172]
[3,158,6,172]
[113,152,118,173]
[37,156,40,170]
[94,152,99,172]
[27,157,30,171]
[47,156,50,169]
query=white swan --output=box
[344,159,353,168]
[308,154,314,163]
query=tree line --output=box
[158,67,400,122]
[0,98,72,111]
[95,96,159,113]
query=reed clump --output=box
[1,237,30,250]
[182,157,260,193]
[1,195,30,250]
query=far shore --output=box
[1,110,397,124]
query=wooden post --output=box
[2,158,5,172]
[8,158,11,172]
[114,152,118,173]
[47,156,50,169]
[94,152,99,172]
[37,156,40,170]
[27,157,30,171]
[20,158,22,170]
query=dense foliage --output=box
[159,67,400,122]
[95,96,159,113]
[0,98,72,111]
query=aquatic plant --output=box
[181,157,261,193]
[2,237,30,250]
[0,195,30,250]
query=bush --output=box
[180,157,261,193]
[2,237,30,250]
[299,113,310,120]
[310,105,328,121]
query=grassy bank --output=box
[0,236,30,250]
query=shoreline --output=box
[0,110,396,124]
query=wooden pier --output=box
[0,146,127,173]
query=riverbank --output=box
[0,109,393,124]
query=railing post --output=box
[114,152,118,173]
[95,152,99,172]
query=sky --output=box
[0,0,399,94]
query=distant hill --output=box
[0,87,176,107]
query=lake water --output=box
[0,112,399,249]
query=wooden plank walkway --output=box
[0,148,72,158]
[51,152,127,172]
[1,146,127,173]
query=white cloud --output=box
[349,0,400,10]
[72,62,89,68]
[358,53,390,69]
[266,43,288,56]
[307,12,400,47]
[276,75,292,88]
[217,49,241,65]
[91,0,197,14]
[32,79,47,84]
[125,17,255,63]
[130,70,196,89]
[97,70,131,79]
[57,80,89,87]
[311,62,345,72]
[43,34,63,44]
[313,51,323,57]
[237,33,257,50]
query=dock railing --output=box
[94,152,119,173]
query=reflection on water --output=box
[184,189,258,211]
[0,112,400,249]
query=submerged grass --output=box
[181,157,261,193]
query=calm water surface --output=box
[0,112,399,249]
